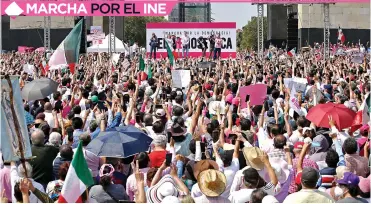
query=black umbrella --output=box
[85,126,153,158]
[21,78,59,101]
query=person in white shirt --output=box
[131,41,138,56]
[181,32,190,59]
[229,151,278,203]
[10,161,45,203]
[213,139,240,198]
[43,102,55,128]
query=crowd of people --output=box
[0,42,370,203]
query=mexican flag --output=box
[164,40,176,68]
[351,94,370,132]
[139,54,145,71]
[147,64,153,79]
[48,19,83,74]
[337,26,345,44]
[58,141,94,203]
[287,48,296,57]
[40,61,49,76]
[139,54,148,81]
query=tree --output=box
[238,17,267,50]
[124,17,167,46]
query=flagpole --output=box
[3,75,29,177]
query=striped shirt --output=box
[289,157,319,193]
[319,167,336,189]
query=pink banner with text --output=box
[1,0,368,16]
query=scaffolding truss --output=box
[108,16,116,56]
[257,4,264,59]
[44,16,51,50]
[323,3,330,60]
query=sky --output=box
[211,3,267,28]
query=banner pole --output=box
[4,75,28,177]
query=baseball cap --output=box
[358,176,370,193]
[301,167,320,185]
[232,97,240,106]
[225,94,233,104]
[336,172,360,187]
[359,124,370,135]
[155,109,165,117]
[294,142,304,150]
[91,95,99,103]
[204,83,212,90]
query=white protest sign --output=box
[122,59,130,70]
[351,54,364,64]
[289,86,304,116]
[171,70,191,88]
[87,33,105,42]
[90,26,103,34]
[23,63,34,75]
[284,77,307,93]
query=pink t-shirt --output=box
[215,38,223,48]
[176,38,182,49]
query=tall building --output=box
[298,3,369,47]
[267,3,370,49]
[168,3,211,22]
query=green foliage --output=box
[237,17,268,50]
[124,17,167,46]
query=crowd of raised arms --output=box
[0,43,370,203]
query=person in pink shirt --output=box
[176,37,182,57]
[213,33,223,60]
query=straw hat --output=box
[242,147,264,170]
[193,160,219,180]
[198,169,227,197]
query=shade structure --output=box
[197,61,216,69]
[85,126,153,158]
[21,78,59,101]
[86,33,129,53]
[306,103,356,130]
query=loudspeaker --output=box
[287,18,298,50]
[75,16,86,54]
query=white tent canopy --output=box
[87,33,129,53]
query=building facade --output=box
[298,3,370,47]
[267,3,370,49]
[167,3,211,22]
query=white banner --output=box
[146,23,236,58]
[171,70,191,88]
[87,33,105,42]
[90,26,103,34]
